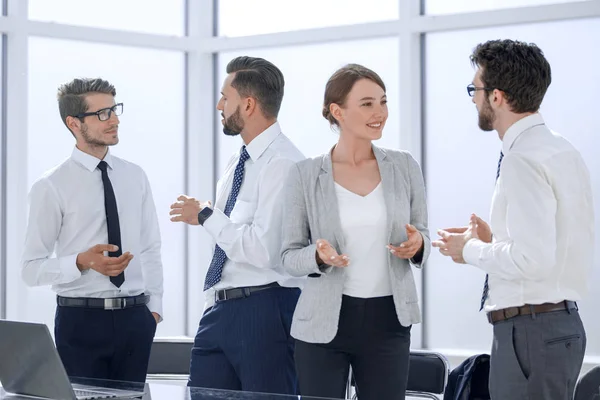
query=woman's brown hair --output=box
[322,63,386,127]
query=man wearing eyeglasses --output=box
[433,40,593,399]
[21,78,164,383]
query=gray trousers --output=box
[489,308,586,400]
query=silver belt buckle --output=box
[215,290,227,303]
[104,298,123,310]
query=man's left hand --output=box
[432,215,479,264]
[152,312,160,324]
[169,195,211,225]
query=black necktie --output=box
[98,161,124,288]
[479,151,504,311]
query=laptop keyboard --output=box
[74,389,117,399]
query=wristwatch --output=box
[197,207,214,226]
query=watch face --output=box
[198,207,213,225]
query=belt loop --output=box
[243,288,251,297]
[529,305,536,320]
[566,301,572,314]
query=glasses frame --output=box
[73,103,124,121]
[466,84,497,97]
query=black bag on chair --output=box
[574,366,600,400]
[444,354,490,400]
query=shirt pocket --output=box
[229,200,257,224]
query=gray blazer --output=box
[281,145,430,343]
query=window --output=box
[218,0,399,37]
[425,0,590,15]
[0,35,4,318]
[26,37,186,336]
[28,0,185,36]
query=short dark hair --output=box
[226,56,284,119]
[470,39,551,113]
[322,64,386,127]
[57,78,116,134]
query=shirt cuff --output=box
[463,238,486,268]
[59,254,82,283]
[203,208,229,239]
[147,295,163,322]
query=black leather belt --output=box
[215,282,280,303]
[487,300,577,324]
[57,294,149,310]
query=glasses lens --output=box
[114,103,123,116]
[98,109,111,121]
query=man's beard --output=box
[478,96,495,131]
[222,106,244,136]
[81,124,118,146]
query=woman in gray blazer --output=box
[280,64,430,400]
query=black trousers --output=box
[295,295,411,400]
[54,304,157,382]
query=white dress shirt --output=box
[336,182,392,298]
[203,122,305,308]
[464,113,594,311]
[22,147,164,317]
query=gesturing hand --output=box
[387,224,424,259]
[315,239,350,268]
[432,215,479,264]
[76,244,133,276]
[170,195,212,225]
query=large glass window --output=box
[216,38,401,174]
[425,0,591,15]
[218,0,399,37]
[26,37,186,336]
[29,0,185,36]
[424,18,600,355]
[0,35,4,318]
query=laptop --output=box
[0,320,144,400]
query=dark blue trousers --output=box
[54,304,157,382]
[188,286,300,394]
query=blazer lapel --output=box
[373,146,396,241]
[318,151,346,251]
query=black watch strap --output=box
[197,207,214,226]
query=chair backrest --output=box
[407,351,450,397]
[575,365,600,400]
[349,350,450,399]
[146,338,193,376]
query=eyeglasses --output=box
[466,84,495,97]
[74,103,123,121]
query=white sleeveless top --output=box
[335,182,392,298]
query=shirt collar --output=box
[502,113,545,154]
[71,146,114,172]
[244,121,282,162]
